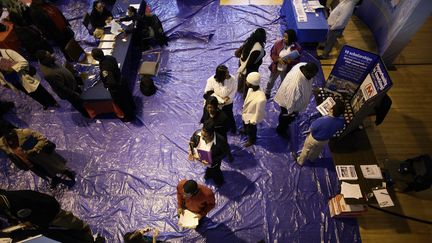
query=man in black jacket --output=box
[0,189,95,242]
[91,48,136,121]
[188,120,229,187]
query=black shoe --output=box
[245,140,254,147]
[227,153,234,162]
[265,93,270,100]
[317,54,329,60]
[276,127,289,139]
[50,177,61,189]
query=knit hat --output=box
[183,180,199,195]
[246,72,260,86]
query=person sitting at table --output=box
[0,48,58,110]
[141,12,169,48]
[0,128,76,189]
[91,48,136,122]
[7,11,53,60]
[29,0,76,60]
[36,50,89,118]
[188,120,229,187]
[294,100,345,166]
[89,1,113,39]
[119,6,148,50]
[265,29,301,99]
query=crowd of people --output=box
[0,0,361,242]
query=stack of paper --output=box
[336,165,358,180]
[373,189,394,208]
[98,41,115,49]
[178,210,199,229]
[110,21,122,35]
[100,34,116,41]
[328,194,367,217]
[341,182,362,199]
[360,165,383,179]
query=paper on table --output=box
[341,182,362,199]
[110,20,122,35]
[129,4,140,10]
[360,164,383,179]
[102,49,112,56]
[336,165,358,180]
[178,209,199,228]
[98,41,114,49]
[101,34,116,41]
[373,189,394,207]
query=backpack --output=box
[140,75,157,96]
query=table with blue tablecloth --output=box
[280,0,328,43]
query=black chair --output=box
[82,13,93,35]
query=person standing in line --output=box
[0,48,58,110]
[176,179,215,220]
[241,72,266,147]
[274,62,319,138]
[295,100,345,165]
[0,128,76,189]
[188,120,229,187]
[0,189,96,242]
[203,65,237,133]
[36,50,89,117]
[235,28,266,98]
[265,29,301,99]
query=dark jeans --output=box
[222,103,236,132]
[243,122,257,143]
[110,84,136,120]
[277,107,297,133]
[14,81,57,108]
[205,163,224,187]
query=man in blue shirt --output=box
[296,100,345,166]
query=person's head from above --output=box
[183,180,199,198]
[127,6,137,17]
[7,11,25,26]
[300,62,319,80]
[205,96,219,118]
[35,50,55,66]
[93,1,105,13]
[331,100,345,117]
[252,28,266,44]
[31,0,45,6]
[214,65,229,84]
[283,29,297,46]
[91,48,105,61]
[246,72,261,91]
[4,130,19,149]
[202,119,215,143]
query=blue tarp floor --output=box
[0,0,360,242]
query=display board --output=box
[319,45,392,137]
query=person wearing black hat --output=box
[188,119,229,187]
[176,179,215,219]
[91,48,136,121]
[200,96,233,162]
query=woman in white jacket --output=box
[203,65,237,133]
[0,48,57,109]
